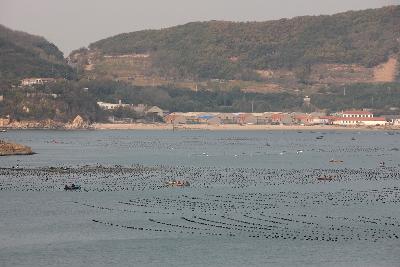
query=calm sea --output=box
[1,130,400,267]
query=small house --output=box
[146,106,164,117]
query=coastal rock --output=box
[71,115,84,128]
[0,117,10,127]
[6,119,64,129]
[65,115,90,129]
[0,140,34,156]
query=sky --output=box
[0,0,398,55]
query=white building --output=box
[133,104,147,114]
[333,117,387,126]
[393,119,400,126]
[21,78,55,86]
[303,96,311,106]
[97,100,130,110]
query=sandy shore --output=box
[93,123,398,131]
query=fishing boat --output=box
[329,159,343,163]
[317,175,334,181]
[165,180,190,187]
[64,184,81,190]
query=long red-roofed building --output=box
[341,110,373,118]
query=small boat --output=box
[329,159,343,163]
[165,180,190,187]
[64,184,81,190]
[317,175,334,181]
[0,129,6,132]
[316,136,324,139]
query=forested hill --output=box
[0,24,74,84]
[88,5,400,80]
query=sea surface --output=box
[1,129,400,267]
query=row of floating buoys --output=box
[1,163,400,242]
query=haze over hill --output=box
[1,0,398,55]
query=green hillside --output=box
[89,5,400,80]
[0,24,75,85]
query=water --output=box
[2,130,399,168]
[1,130,400,267]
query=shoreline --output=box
[2,122,399,131]
[92,123,400,131]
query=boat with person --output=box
[64,184,81,190]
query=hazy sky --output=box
[0,0,398,55]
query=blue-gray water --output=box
[1,130,400,267]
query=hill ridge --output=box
[0,24,74,85]
[82,5,399,81]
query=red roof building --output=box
[342,110,373,118]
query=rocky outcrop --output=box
[65,115,91,129]
[71,115,84,128]
[0,140,34,156]
[6,119,64,129]
[3,118,92,130]
[0,117,10,127]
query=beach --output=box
[93,122,398,131]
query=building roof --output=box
[319,116,336,120]
[342,110,373,115]
[334,117,386,121]
[197,115,214,119]
[146,106,163,113]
